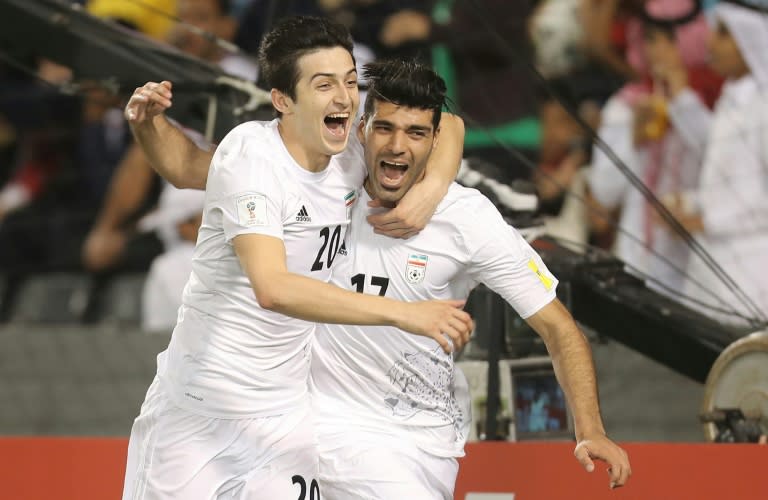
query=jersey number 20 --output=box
[311,226,342,271]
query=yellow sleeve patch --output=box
[527,258,553,291]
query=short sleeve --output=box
[206,127,287,243]
[461,196,558,319]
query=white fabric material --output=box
[123,368,318,500]
[159,119,366,418]
[138,186,205,250]
[317,425,458,500]
[543,167,590,249]
[714,3,768,86]
[683,73,768,324]
[589,94,706,291]
[311,184,557,459]
[142,242,195,333]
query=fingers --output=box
[573,443,595,473]
[575,440,631,489]
[448,314,472,347]
[372,227,420,239]
[433,332,453,354]
[124,81,173,122]
[440,306,474,351]
[611,450,632,489]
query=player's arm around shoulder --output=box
[232,234,473,354]
[525,300,631,489]
[368,113,465,239]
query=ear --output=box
[271,89,293,115]
[356,116,366,144]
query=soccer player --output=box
[310,60,631,498]
[121,17,472,500]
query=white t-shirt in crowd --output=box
[311,183,558,457]
[159,119,366,418]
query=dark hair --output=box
[258,16,355,100]
[362,60,447,130]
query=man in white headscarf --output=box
[138,186,205,332]
[662,0,768,327]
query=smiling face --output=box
[359,100,438,206]
[275,46,359,170]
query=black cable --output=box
[459,0,767,325]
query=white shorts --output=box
[123,376,319,500]
[317,428,458,500]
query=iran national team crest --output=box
[405,254,428,284]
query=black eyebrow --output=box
[371,120,432,133]
[309,68,358,82]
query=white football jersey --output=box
[160,119,365,418]
[311,183,558,457]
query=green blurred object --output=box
[430,0,540,150]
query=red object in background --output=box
[1,438,767,499]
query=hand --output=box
[398,300,473,354]
[633,96,667,144]
[124,81,173,124]
[573,434,631,489]
[82,227,128,272]
[649,42,688,98]
[367,180,442,239]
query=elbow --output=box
[162,172,188,189]
[253,286,285,312]
[253,289,278,311]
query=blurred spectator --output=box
[139,186,204,332]
[422,0,542,182]
[580,0,648,81]
[533,73,615,249]
[660,1,768,325]
[588,0,722,293]
[233,0,321,55]
[530,0,588,79]
[87,0,177,40]
[81,0,255,278]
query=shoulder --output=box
[437,183,500,217]
[217,120,275,151]
[212,120,280,171]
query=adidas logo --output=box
[296,205,312,222]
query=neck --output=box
[278,121,331,172]
[363,178,396,208]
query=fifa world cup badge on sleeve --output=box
[236,193,268,226]
[406,254,428,284]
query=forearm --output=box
[529,301,605,439]
[548,322,605,439]
[131,114,212,190]
[93,145,153,230]
[258,270,407,327]
[424,113,465,193]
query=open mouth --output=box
[324,112,350,138]
[378,160,409,189]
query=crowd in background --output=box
[0,0,765,331]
